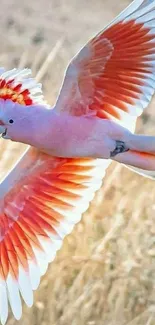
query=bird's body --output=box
[2,101,155,168]
[1,105,126,158]
[1,0,155,323]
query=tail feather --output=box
[125,165,155,179]
[112,150,155,172]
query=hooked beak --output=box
[0,120,7,138]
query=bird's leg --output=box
[110,140,129,157]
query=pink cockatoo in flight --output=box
[1,0,155,323]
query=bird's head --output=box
[0,68,49,141]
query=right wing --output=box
[0,147,109,324]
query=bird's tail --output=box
[125,164,155,180]
[113,150,155,179]
[109,130,155,178]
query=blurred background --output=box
[1,0,155,324]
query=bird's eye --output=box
[9,119,14,124]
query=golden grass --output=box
[1,0,155,324]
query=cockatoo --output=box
[1,0,155,323]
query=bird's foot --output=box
[110,140,129,157]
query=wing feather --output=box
[55,0,155,131]
[0,148,109,324]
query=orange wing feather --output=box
[56,6,155,130]
[0,148,108,323]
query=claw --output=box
[110,140,129,157]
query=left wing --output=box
[55,0,155,131]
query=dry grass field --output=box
[1,0,155,324]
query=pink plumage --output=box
[1,0,155,323]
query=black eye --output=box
[9,119,14,124]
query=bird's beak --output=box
[0,121,6,137]
[0,126,6,136]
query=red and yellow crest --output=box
[0,68,48,106]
